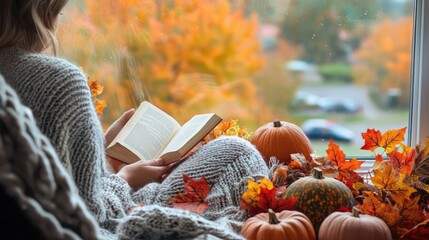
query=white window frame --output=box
[358,0,427,173]
[409,0,429,147]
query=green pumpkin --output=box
[283,168,356,234]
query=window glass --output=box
[58,0,413,158]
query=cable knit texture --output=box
[0,46,270,239]
[0,75,102,239]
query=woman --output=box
[0,0,269,239]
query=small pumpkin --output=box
[319,207,392,240]
[241,209,316,240]
[250,119,313,165]
[283,168,356,234]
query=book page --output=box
[119,102,181,160]
[161,114,215,154]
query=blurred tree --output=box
[352,17,413,107]
[58,0,281,130]
[279,0,381,64]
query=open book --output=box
[106,101,222,165]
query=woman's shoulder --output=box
[22,51,86,79]
[9,50,90,92]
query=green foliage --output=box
[318,63,353,83]
[279,0,381,64]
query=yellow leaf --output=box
[241,179,260,207]
[259,177,274,190]
[380,127,407,154]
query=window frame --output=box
[357,0,426,173]
[408,0,429,147]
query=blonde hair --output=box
[0,0,68,55]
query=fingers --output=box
[119,108,135,124]
[104,108,135,146]
[148,165,171,182]
[151,158,166,166]
[116,163,171,189]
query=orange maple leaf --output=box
[388,146,416,175]
[326,140,364,185]
[380,127,407,154]
[170,174,210,214]
[359,191,400,227]
[371,163,416,205]
[326,140,346,166]
[361,128,383,151]
[401,197,426,229]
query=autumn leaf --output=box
[312,155,337,171]
[256,187,296,215]
[326,140,346,166]
[240,178,264,208]
[388,146,415,175]
[338,158,364,178]
[240,177,295,216]
[170,174,210,214]
[375,154,385,163]
[361,128,383,151]
[403,174,429,194]
[401,197,426,229]
[359,191,383,216]
[203,119,252,142]
[371,162,399,190]
[371,163,416,205]
[359,191,400,227]
[87,76,106,115]
[336,206,352,212]
[412,151,429,179]
[95,99,107,115]
[290,153,312,174]
[325,140,364,186]
[380,127,407,154]
[87,77,104,97]
[401,219,429,240]
[272,166,288,187]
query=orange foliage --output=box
[58,0,268,127]
[355,127,429,238]
[352,17,413,106]
[240,178,297,216]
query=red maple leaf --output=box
[388,146,416,175]
[169,174,210,214]
[326,139,346,166]
[361,128,383,151]
[401,219,429,240]
[245,187,296,216]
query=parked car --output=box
[301,119,355,143]
[318,97,361,114]
[291,91,322,110]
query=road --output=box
[300,84,409,144]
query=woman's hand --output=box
[105,108,135,146]
[116,158,171,189]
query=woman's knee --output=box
[202,136,261,159]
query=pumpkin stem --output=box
[273,119,282,128]
[268,209,281,224]
[313,168,324,179]
[352,207,360,218]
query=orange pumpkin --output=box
[250,119,313,165]
[241,209,316,240]
[319,207,392,240]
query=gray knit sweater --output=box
[0,46,269,239]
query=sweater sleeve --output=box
[16,58,140,228]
